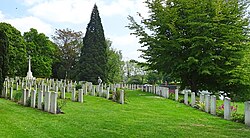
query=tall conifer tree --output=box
[78,4,108,84]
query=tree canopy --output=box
[0,30,9,94]
[52,28,83,79]
[23,28,59,78]
[128,0,250,101]
[0,22,26,77]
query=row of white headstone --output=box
[1,78,126,114]
[139,85,250,127]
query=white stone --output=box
[10,87,13,100]
[224,97,231,120]
[44,92,51,112]
[50,92,57,114]
[120,90,124,104]
[38,90,43,110]
[184,90,188,105]
[191,92,196,107]
[205,95,210,113]
[175,89,179,101]
[61,87,66,99]
[106,87,110,99]
[200,94,205,103]
[31,90,37,108]
[22,89,27,106]
[79,89,83,103]
[26,55,34,80]
[245,101,250,126]
[72,88,76,101]
[210,95,216,115]
[92,85,96,96]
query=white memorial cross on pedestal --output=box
[26,55,34,80]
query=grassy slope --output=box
[0,90,250,138]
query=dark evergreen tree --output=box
[78,4,108,84]
[0,30,9,95]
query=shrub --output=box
[194,101,205,111]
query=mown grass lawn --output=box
[0,90,250,138]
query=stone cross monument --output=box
[26,55,34,80]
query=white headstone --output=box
[205,94,210,113]
[210,95,216,115]
[224,97,231,120]
[175,89,179,101]
[38,90,43,109]
[50,92,57,114]
[120,90,124,104]
[191,92,196,107]
[31,90,37,108]
[184,90,188,105]
[245,101,250,126]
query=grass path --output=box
[0,90,250,137]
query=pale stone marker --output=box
[92,85,96,96]
[31,90,37,108]
[191,92,196,107]
[244,101,250,126]
[175,89,179,101]
[44,91,51,112]
[50,92,57,114]
[200,94,205,103]
[72,88,76,101]
[210,95,216,115]
[38,90,43,109]
[22,89,27,106]
[205,94,210,113]
[10,87,13,100]
[106,87,110,99]
[61,87,66,99]
[120,90,124,104]
[79,89,83,103]
[224,97,231,120]
[184,90,188,105]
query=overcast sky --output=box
[0,0,149,62]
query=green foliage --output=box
[23,28,59,78]
[52,28,83,79]
[13,91,22,102]
[0,30,8,93]
[127,0,250,101]
[194,101,205,111]
[106,39,124,83]
[75,84,82,90]
[0,22,26,77]
[78,4,108,84]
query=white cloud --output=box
[25,0,149,24]
[0,11,53,36]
